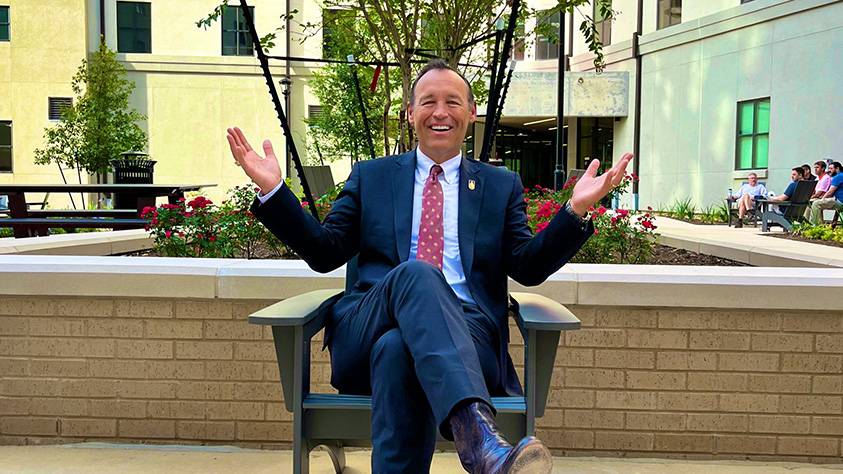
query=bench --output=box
[0,217,147,237]
[26,209,140,218]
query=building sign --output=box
[500,71,629,117]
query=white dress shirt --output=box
[410,148,474,304]
[258,148,475,304]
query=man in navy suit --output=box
[227,59,632,473]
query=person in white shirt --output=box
[730,172,768,227]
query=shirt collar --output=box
[416,147,461,185]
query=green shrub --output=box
[669,197,696,221]
[792,223,843,243]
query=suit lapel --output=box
[392,150,416,263]
[458,158,483,278]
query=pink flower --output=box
[188,196,212,209]
[535,221,549,233]
[140,206,156,218]
[165,230,172,238]
[597,206,607,215]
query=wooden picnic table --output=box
[0,184,215,238]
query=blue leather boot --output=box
[449,402,552,474]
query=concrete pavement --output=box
[2,444,842,473]
[654,217,843,267]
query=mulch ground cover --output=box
[765,232,843,249]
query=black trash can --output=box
[112,155,156,210]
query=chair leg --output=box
[322,442,346,473]
[293,430,309,474]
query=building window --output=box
[535,10,560,60]
[0,121,11,173]
[117,2,151,53]
[594,0,611,46]
[657,0,681,30]
[222,5,254,56]
[736,98,770,170]
[0,6,9,41]
[48,98,73,121]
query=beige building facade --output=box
[510,0,843,210]
[2,0,843,212]
[1,0,331,207]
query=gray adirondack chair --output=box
[249,258,580,473]
[760,180,815,232]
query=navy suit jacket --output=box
[253,150,593,396]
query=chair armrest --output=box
[248,289,343,413]
[510,292,581,331]
[249,289,344,327]
[510,292,580,420]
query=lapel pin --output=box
[468,179,476,190]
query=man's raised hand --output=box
[569,152,634,216]
[226,127,283,194]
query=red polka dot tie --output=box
[417,164,444,270]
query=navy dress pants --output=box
[328,261,502,473]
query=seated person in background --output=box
[811,160,832,199]
[730,172,767,227]
[802,164,817,181]
[807,161,843,224]
[766,167,804,217]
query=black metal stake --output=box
[480,0,522,163]
[555,7,567,190]
[348,56,377,161]
[479,30,503,162]
[239,0,319,219]
[491,61,515,139]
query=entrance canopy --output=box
[499,71,630,118]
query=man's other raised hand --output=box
[226,127,283,194]
[569,152,634,216]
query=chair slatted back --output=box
[783,181,815,220]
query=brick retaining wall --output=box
[2,294,841,462]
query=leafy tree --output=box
[35,41,147,176]
[307,64,394,162]
[198,0,615,159]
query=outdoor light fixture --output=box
[523,117,556,126]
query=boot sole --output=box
[508,442,552,474]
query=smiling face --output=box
[408,68,477,163]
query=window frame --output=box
[221,5,255,57]
[0,121,12,173]
[534,9,560,61]
[116,1,151,54]
[0,6,10,42]
[657,0,682,30]
[735,97,771,171]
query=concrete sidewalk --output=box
[1,444,842,474]
[655,217,843,267]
